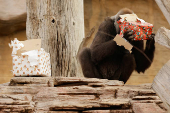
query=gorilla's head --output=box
[111,8,134,34]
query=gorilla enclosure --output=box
[0,0,170,85]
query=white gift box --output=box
[9,38,51,77]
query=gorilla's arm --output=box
[131,34,155,73]
[91,40,118,64]
[123,30,155,73]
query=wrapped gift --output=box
[9,38,51,77]
[117,14,153,40]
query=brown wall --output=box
[0,31,27,84]
[84,0,170,34]
[1,0,170,85]
[84,0,170,85]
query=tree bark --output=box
[152,27,170,111]
[155,0,170,25]
[152,60,170,111]
[155,27,170,49]
[26,0,84,77]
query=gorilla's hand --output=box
[117,45,126,55]
[146,33,155,50]
[123,29,134,42]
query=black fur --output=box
[79,13,155,84]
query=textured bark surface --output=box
[152,60,170,111]
[0,77,167,112]
[152,26,170,112]
[155,27,170,49]
[155,0,170,25]
[26,0,84,77]
[152,3,170,111]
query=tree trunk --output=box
[26,0,84,77]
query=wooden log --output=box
[152,60,170,111]
[26,0,84,77]
[155,0,170,25]
[155,27,170,49]
[0,77,167,112]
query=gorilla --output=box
[79,8,155,83]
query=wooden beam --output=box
[155,0,170,25]
[155,27,170,49]
[152,60,170,111]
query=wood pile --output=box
[0,77,166,113]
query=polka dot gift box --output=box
[117,14,153,41]
[9,38,51,77]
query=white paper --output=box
[137,18,145,23]
[9,38,24,55]
[119,14,138,22]
[21,50,39,66]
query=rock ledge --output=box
[0,77,167,113]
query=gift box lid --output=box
[119,14,147,24]
[17,39,41,56]
[9,38,42,56]
[119,14,138,22]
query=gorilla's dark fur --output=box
[79,8,155,83]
